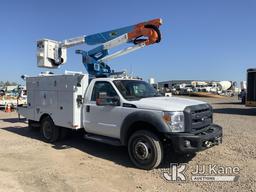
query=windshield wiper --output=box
[125,96,142,100]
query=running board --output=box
[84,134,122,146]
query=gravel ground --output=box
[0,96,255,192]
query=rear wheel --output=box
[28,120,40,131]
[59,127,70,140]
[128,130,163,170]
[40,116,60,142]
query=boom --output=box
[37,18,162,78]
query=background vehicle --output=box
[246,68,256,107]
[0,90,5,96]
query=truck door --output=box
[83,81,123,139]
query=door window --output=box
[91,81,118,101]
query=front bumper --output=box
[165,124,223,153]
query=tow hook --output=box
[203,137,222,148]
[203,141,212,148]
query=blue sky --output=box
[0,0,255,84]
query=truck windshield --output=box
[113,80,161,100]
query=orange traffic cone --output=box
[5,103,12,113]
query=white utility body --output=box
[18,73,88,129]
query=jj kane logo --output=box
[162,164,240,182]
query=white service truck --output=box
[18,72,222,169]
[17,19,222,169]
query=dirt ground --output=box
[0,96,255,192]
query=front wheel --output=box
[128,130,163,170]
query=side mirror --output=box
[96,92,120,106]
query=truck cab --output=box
[84,77,222,169]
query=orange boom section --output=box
[128,18,163,45]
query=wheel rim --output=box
[135,141,149,160]
[42,121,53,140]
[132,137,153,164]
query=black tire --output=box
[28,120,40,131]
[242,96,246,104]
[40,116,60,142]
[128,130,163,170]
[59,127,70,140]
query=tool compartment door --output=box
[34,90,58,121]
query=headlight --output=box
[162,112,185,132]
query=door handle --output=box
[86,105,90,112]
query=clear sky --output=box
[0,0,255,84]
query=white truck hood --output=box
[129,97,206,111]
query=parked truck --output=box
[17,19,222,169]
[246,68,256,107]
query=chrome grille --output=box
[184,104,213,132]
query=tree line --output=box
[0,81,18,87]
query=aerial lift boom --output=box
[37,18,162,78]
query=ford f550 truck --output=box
[17,19,222,169]
[18,72,222,169]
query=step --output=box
[84,133,122,146]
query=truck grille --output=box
[184,104,213,132]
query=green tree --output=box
[4,81,11,86]
[10,82,18,86]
